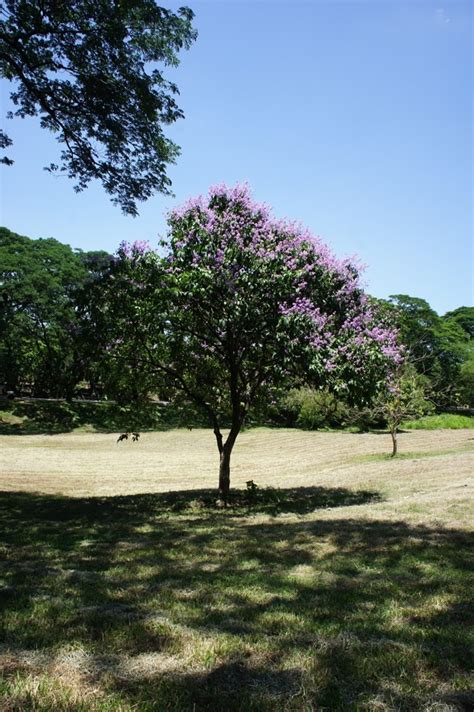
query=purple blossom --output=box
[118,239,153,259]
[165,182,402,377]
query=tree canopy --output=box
[94,184,401,499]
[0,0,196,214]
[0,226,110,396]
[444,307,474,339]
[387,294,469,406]
[2,222,471,427]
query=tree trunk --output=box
[214,421,241,505]
[218,445,232,503]
[213,382,244,504]
[390,429,398,457]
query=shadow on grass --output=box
[0,486,382,519]
[142,485,382,516]
[0,399,210,435]
[0,489,473,711]
[0,400,129,435]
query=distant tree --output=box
[0,1,197,215]
[458,352,474,407]
[96,184,401,501]
[443,307,474,339]
[73,248,115,397]
[77,249,114,277]
[0,226,109,397]
[442,307,474,407]
[387,295,468,406]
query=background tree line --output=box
[1,225,473,420]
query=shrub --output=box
[282,388,349,430]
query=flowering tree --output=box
[97,184,400,501]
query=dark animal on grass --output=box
[117,432,140,443]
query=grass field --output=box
[401,414,474,430]
[0,428,473,711]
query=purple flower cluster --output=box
[169,184,364,294]
[118,239,152,258]
[279,298,331,347]
[167,183,402,377]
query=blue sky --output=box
[1,0,472,314]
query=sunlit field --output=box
[1,428,473,711]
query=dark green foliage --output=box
[444,306,474,338]
[0,0,196,214]
[386,294,471,407]
[0,227,112,398]
[0,398,213,435]
[0,227,87,396]
[280,388,350,430]
[1,225,472,419]
[458,353,474,407]
[444,309,474,407]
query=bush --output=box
[282,388,349,430]
[345,406,384,432]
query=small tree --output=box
[95,184,400,500]
[374,367,433,457]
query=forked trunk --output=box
[390,429,398,457]
[215,421,241,505]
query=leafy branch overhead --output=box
[0,0,197,214]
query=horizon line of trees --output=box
[1,225,473,413]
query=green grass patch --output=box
[401,413,474,430]
[354,447,470,463]
[0,489,472,711]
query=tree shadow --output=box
[0,489,472,711]
[0,399,201,435]
[0,485,382,519]
[0,400,95,434]
[138,485,382,516]
[0,399,156,435]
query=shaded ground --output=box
[0,429,473,710]
[1,487,473,711]
[0,399,170,435]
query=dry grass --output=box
[0,427,472,527]
[0,428,473,711]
